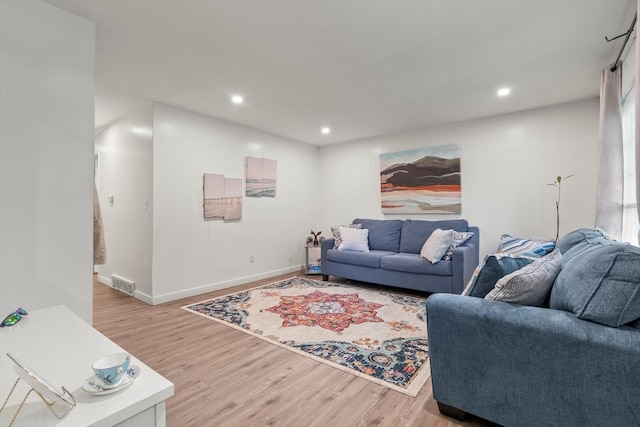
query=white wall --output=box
[150,104,318,303]
[0,0,95,322]
[317,98,599,257]
[94,105,154,298]
[100,99,597,304]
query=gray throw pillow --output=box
[462,253,534,298]
[485,249,562,306]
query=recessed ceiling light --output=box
[497,87,511,97]
[321,127,331,134]
[231,95,244,104]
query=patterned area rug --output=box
[182,277,430,396]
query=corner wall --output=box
[0,0,95,322]
[317,98,599,257]
[94,105,154,299]
[151,104,318,303]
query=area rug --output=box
[182,276,430,396]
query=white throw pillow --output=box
[331,223,362,249]
[485,249,563,306]
[420,229,454,264]
[338,227,370,252]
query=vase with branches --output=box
[547,175,573,242]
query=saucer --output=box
[83,365,141,395]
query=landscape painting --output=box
[380,145,461,214]
[203,173,225,218]
[246,156,277,197]
[223,177,243,220]
[203,173,243,220]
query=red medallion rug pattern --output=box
[182,277,429,396]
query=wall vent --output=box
[111,274,135,296]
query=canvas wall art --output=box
[380,145,461,214]
[203,173,243,220]
[246,156,277,197]
[223,177,243,220]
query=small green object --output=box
[0,307,27,327]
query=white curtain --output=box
[636,0,640,243]
[595,67,624,239]
[621,89,638,245]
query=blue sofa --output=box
[427,229,640,427]
[320,218,479,293]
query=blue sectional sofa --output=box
[427,229,640,427]
[320,218,479,293]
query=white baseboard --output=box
[138,265,303,306]
[97,274,112,287]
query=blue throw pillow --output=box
[550,244,640,327]
[462,253,534,298]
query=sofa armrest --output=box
[321,238,334,257]
[450,226,479,294]
[320,238,335,276]
[427,294,640,427]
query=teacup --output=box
[92,353,131,388]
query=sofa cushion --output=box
[399,219,469,254]
[555,228,618,264]
[337,227,369,252]
[550,244,640,327]
[498,234,555,258]
[353,218,403,252]
[485,249,562,306]
[326,249,395,268]
[381,253,452,276]
[420,228,454,263]
[462,253,534,298]
[331,223,362,249]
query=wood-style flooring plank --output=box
[93,273,497,427]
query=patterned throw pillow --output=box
[498,234,555,258]
[485,249,563,306]
[442,231,474,261]
[331,223,362,249]
[420,229,454,264]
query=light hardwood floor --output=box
[93,273,498,427]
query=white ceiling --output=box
[45,0,635,146]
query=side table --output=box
[0,305,174,426]
[305,244,322,275]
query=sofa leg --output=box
[322,275,328,281]
[437,401,466,421]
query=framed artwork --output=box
[203,173,243,220]
[246,157,277,197]
[380,145,461,214]
[223,177,242,220]
[203,173,225,219]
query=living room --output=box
[1,1,638,426]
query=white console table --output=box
[0,305,174,426]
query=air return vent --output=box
[111,274,135,296]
